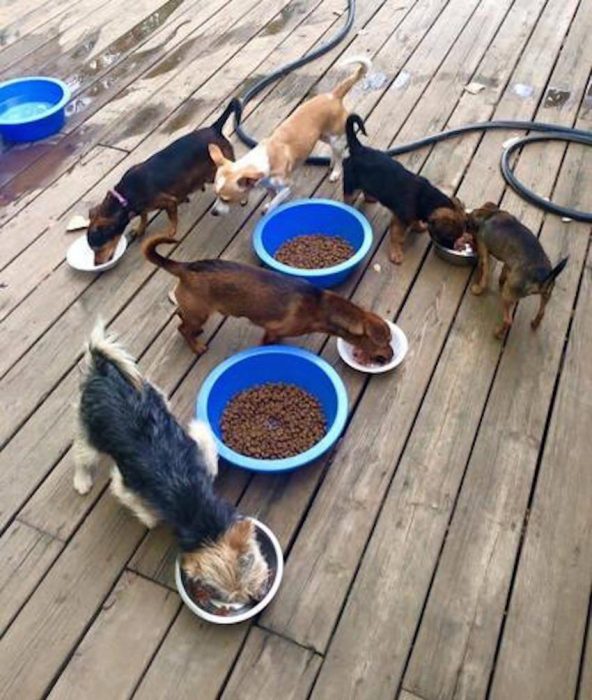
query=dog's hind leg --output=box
[328,135,347,182]
[187,419,219,478]
[72,422,99,495]
[531,289,551,329]
[110,466,159,528]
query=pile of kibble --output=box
[274,234,355,269]
[220,382,327,459]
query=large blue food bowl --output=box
[0,77,71,143]
[253,198,373,288]
[196,346,348,473]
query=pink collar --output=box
[109,188,129,209]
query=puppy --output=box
[73,320,269,604]
[142,235,393,362]
[208,56,372,215]
[465,202,568,338]
[343,114,467,264]
[87,99,239,265]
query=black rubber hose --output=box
[234,0,592,222]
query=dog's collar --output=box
[109,188,130,210]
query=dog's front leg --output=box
[262,181,291,214]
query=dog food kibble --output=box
[274,234,355,269]
[221,383,326,459]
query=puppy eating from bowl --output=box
[142,234,394,364]
[73,320,270,606]
[208,55,372,215]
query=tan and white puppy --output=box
[209,55,372,215]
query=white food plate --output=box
[337,320,408,374]
[66,234,127,272]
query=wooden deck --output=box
[1,0,591,697]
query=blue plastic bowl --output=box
[0,77,71,143]
[253,198,373,288]
[196,346,348,473]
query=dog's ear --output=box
[237,169,264,189]
[208,143,230,167]
[450,196,467,214]
[226,519,254,554]
[326,293,364,336]
[364,314,391,346]
[468,201,498,228]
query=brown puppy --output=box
[142,235,393,362]
[87,100,239,265]
[208,56,372,215]
[465,202,568,338]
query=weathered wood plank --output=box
[48,572,178,700]
[0,0,117,72]
[0,494,145,699]
[1,0,169,80]
[580,621,592,700]
[133,608,250,700]
[488,245,592,699]
[0,520,62,635]
[221,627,322,699]
[307,0,586,694]
[0,0,228,192]
[402,5,592,698]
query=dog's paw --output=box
[471,284,484,296]
[73,472,93,495]
[389,249,404,265]
[329,170,342,183]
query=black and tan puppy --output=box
[142,235,393,363]
[87,99,240,265]
[464,202,568,338]
[343,114,467,263]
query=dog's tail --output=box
[345,113,367,153]
[84,319,143,391]
[332,55,372,99]
[211,98,241,134]
[142,234,186,278]
[543,256,569,288]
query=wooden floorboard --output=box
[1,0,591,697]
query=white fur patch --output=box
[86,319,143,391]
[187,419,219,478]
[72,420,99,495]
[238,144,271,178]
[212,199,230,215]
[110,466,159,528]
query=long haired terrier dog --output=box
[73,321,269,604]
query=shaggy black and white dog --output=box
[73,321,269,604]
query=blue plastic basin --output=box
[0,77,71,143]
[253,198,373,288]
[196,346,348,473]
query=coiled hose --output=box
[234,0,592,222]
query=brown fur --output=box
[209,58,371,213]
[465,202,569,338]
[142,235,393,362]
[182,520,269,604]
